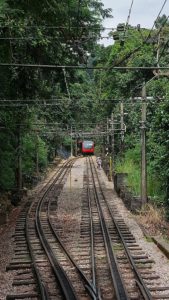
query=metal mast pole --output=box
[70,125,73,157]
[141,82,147,204]
[120,101,124,153]
[111,113,115,173]
[35,131,39,176]
[18,125,22,193]
[107,117,109,149]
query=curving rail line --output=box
[26,157,101,300]
[26,158,78,299]
[7,156,169,300]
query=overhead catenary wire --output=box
[0,25,116,30]
[111,0,169,68]
[0,97,166,106]
[144,0,168,43]
[0,36,114,41]
[0,63,169,70]
[0,1,168,113]
[0,103,63,106]
[0,99,70,102]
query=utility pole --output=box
[106,117,109,148]
[75,139,77,157]
[70,125,73,157]
[17,125,22,193]
[35,131,39,176]
[156,33,160,69]
[120,101,125,153]
[75,128,78,157]
[111,112,115,174]
[141,82,147,204]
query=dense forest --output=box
[0,1,169,216]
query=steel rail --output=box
[25,160,70,299]
[35,157,102,299]
[35,158,78,300]
[86,158,110,300]
[90,157,153,300]
[26,158,78,299]
[40,157,103,299]
[105,200,153,299]
[86,160,97,294]
[88,157,129,300]
[26,208,50,299]
[47,159,101,299]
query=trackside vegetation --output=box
[93,17,169,215]
[0,1,168,220]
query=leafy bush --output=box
[0,133,15,190]
[22,134,47,175]
[115,143,164,200]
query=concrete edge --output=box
[136,222,169,259]
[151,236,169,260]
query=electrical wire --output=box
[0,63,169,69]
[111,0,169,67]
[144,0,168,42]
[0,36,113,41]
[0,25,115,30]
[0,97,166,106]
[0,104,62,107]
[0,99,69,102]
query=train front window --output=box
[83,141,93,149]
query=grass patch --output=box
[115,158,140,196]
[112,244,123,252]
[145,236,153,242]
[136,203,168,236]
[115,145,164,200]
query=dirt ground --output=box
[0,207,21,300]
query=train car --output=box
[82,140,94,155]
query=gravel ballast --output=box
[0,157,169,299]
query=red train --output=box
[82,140,94,155]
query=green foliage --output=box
[38,138,48,169]
[0,0,168,219]
[115,144,165,200]
[0,0,112,190]
[0,132,15,189]
[115,145,141,195]
[22,133,47,175]
[93,21,169,209]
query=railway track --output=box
[6,158,97,300]
[84,156,169,299]
[6,156,169,300]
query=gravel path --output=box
[55,158,84,251]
